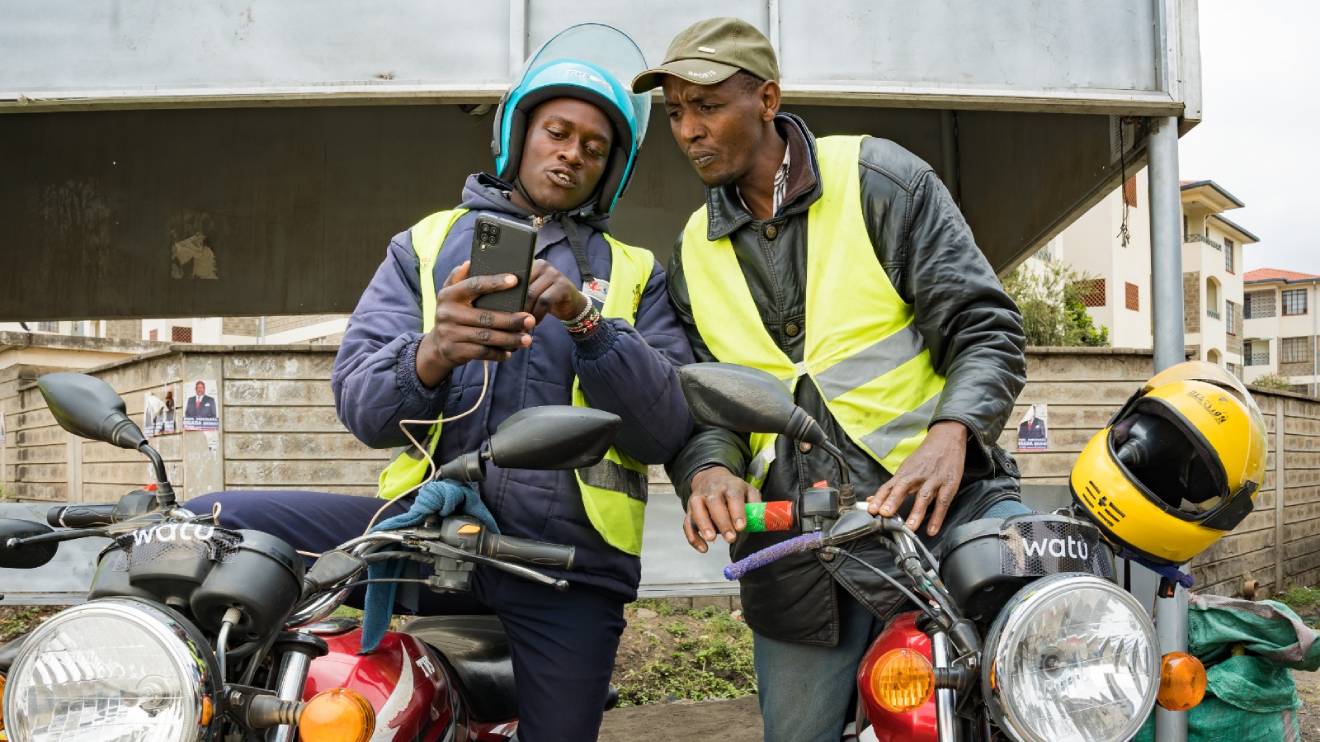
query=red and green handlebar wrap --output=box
[744,501,794,533]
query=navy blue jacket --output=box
[332,174,694,599]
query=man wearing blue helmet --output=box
[187,24,692,742]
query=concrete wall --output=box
[6,345,1318,599]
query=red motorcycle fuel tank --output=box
[856,611,938,742]
[305,627,455,741]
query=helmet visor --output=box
[521,23,651,145]
[1142,361,1268,485]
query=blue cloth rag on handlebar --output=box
[359,479,499,654]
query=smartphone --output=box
[469,213,536,313]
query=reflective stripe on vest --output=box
[375,209,653,556]
[681,135,946,489]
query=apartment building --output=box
[1243,269,1320,396]
[1044,171,1258,377]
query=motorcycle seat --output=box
[404,614,517,723]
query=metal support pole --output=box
[1311,284,1317,397]
[1148,114,1188,742]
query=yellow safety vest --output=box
[376,208,653,556]
[681,135,946,489]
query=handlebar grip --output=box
[46,504,119,528]
[723,532,823,581]
[483,534,575,570]
[744,502,794,533]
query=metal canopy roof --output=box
[0,0,1201,321]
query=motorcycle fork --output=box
[265,634,323,742]
[930,631,960,742]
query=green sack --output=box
[1133,594,1317,742]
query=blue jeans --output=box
[753,589,882,742]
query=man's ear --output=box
[760,80,781,122]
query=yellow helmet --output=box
[1070,361,1268,565]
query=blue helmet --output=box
[491,24,651,216]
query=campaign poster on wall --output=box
[182,379,221,432]
[1016,404,1049,451]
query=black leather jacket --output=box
[666,113,1028,644]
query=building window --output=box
[1224,238,1235,274]
[1124,282,1139,311]
[1075,278,1106,308]
[148,329,158,341]
[1282,336,1310,364]
[171,326,193,343]
[1227,362,1242,380]
[1246,340,1270,367]
[1225,301,1238,334]
[1245,290,1276,319]
[1206,277,1221,319]
[1283,288,1308,316]
[1182,215,1189,240]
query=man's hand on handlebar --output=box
[867,420,969,536]
[683,466,761,553]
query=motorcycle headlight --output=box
[982,573,1158,742]
[3,597,217,742]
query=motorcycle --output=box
[0,372,620,741]
[678,362,1208,742]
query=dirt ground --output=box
[1298,669,1320,740]
[599,695,762,741]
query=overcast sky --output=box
[1178,1,1320,274]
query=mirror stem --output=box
[819,441,854,506]
[139,443,177,508]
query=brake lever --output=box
[418,539,568,591]
[7,527,108,548]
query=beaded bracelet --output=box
[564,306,603,335]
[563,299,594,327]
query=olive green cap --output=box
[630,17,779,93]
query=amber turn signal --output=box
[1157,652,1207,711]
[299,688,375,742]
[868,648,935,713]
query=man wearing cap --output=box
[635,18,1028,740]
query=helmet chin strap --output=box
[511,177,552,216]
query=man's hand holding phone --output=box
[415,261,535,387]
[524,259,589,323]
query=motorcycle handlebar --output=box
[46,504,119,528]
[723,532,823,580]
[480,534,575,570]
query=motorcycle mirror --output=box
[0,519,58,569]
[37,373,147,451]
[679,363,827,446]
[487,406,621,470]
